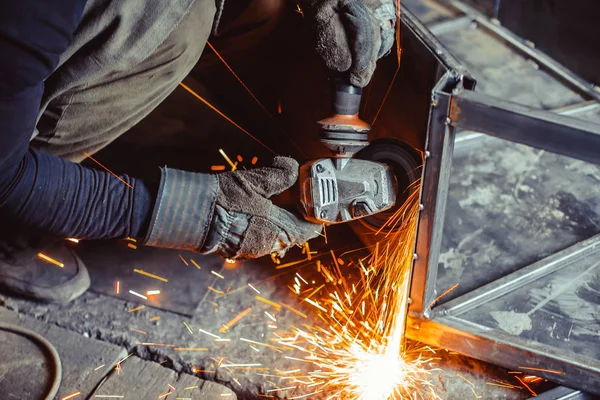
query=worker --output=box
[0,0,395,303]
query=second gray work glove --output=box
[305,0,396,87]
[203,157,322,259]
[143,156,321,260]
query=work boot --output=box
[0,242,90,304]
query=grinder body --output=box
[299,77,398,224]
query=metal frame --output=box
[404,2,600,394]
[453,100,600,156]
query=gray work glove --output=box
[143,157,321,260]
[305,0,396,87]
[203,157,322,259]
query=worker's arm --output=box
[0,0,319,258]
[0,0,155,240]
[305,0,396,87]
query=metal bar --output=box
[553,100,600,117]
[409,83,455,317]
[435,233,600,317]
[534,386,594,400]
[406,316,600,395]
[428,15,473,36]
[449,90,600,165]
[444,0,600,102]
[454,100,600,156]
[492,0,501,19]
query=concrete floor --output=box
[2,0,598,398]
[0,252,549,399]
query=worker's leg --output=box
[32,0,216,161]
[0,0,216,303]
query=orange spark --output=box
[211,270,225,279]
[129,290,147,300]
[38,253,64,268]
[173,348,208,351]
[204,42,305,157]
[279,302,307,318]
[190,259,201,269]
[179,82,276,155]
[371,67,401,128]
[256,296,282,310]
[211,165,226,171]
[208,286,224,295]
[178,254,189,266]
[427,283,459,309]
[219,149,237,171]
[61,392,81,400]
[518,366,564,374]
[515,376,537,397]
[275,259,306,270]
[220,307,252,333]
[487,382,518,389]
[183,321,194,335]
[248,284,260,294]
[83,152,133,189]
[133,269,168,282]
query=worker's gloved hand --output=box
[143,157,321,260]
[305,0,396,87]
[203,157,322,259]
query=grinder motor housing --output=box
[299,157,397,224]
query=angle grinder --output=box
[299,76,399,224]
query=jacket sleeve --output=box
[0,0,154,240]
